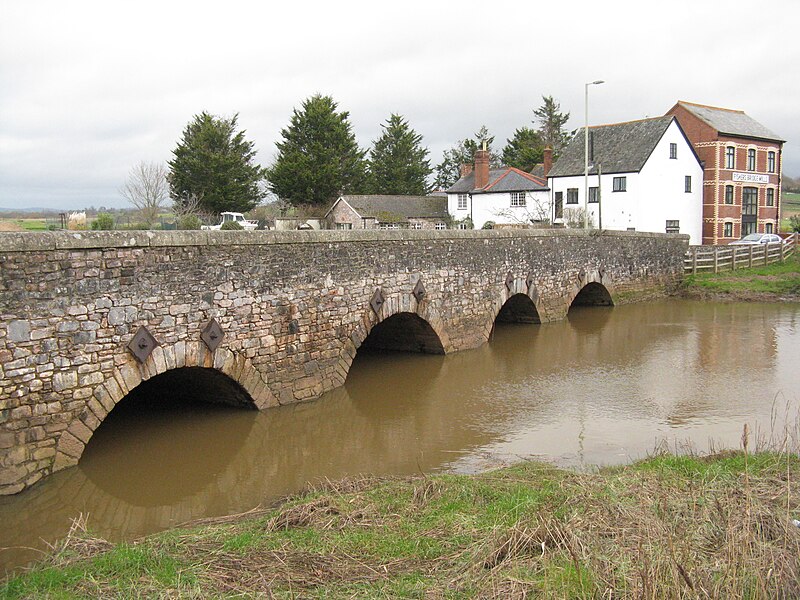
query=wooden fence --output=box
[684,233,798,274]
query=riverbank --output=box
[3,450,799,598]
[679,251,800,302]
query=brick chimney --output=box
[474,146,490,189]
[543,146,553,178]
[460,163,474,178]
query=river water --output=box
[1,299,799,573]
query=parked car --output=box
[201,212,258,231]
[728,233,782,245]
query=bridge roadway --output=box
[0,228,687,494]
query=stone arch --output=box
[495,293,542,324]
[480,274,547,344]
[52,341,277,473]
[334,287,450,385]
[568,269,615,309]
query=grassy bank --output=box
[3,450,799,598]
[681,251,800,301]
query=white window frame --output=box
[665,219,680,234]
[510,191,526,207]
[457,193,468,210]
[725,146,735,169]
[434,222,446,230]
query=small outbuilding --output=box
[325,195,450,230]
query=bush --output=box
[177,214,202,230]
[90,213,114,230]
[220,220,243,231]
[482,221,495,230]
[789,214,800,233]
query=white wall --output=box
[549,120,703,244]
[448,191,551,229]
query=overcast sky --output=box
[1,0,798,210]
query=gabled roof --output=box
[447,167,548,194]
[325,195,448,222]
[548,116,680,177]
[671,101,784,143]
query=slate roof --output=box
[447,167,548,194]
[327,195,449,222]
[673,101,784,142]
[548,116,676,177]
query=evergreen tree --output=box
[266,95,366,207]
[533,95,571,158]
[168,112,265,214]
[502,127,545,172]
[433,125,502,190]
[367,114,431,195]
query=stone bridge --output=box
[0,229,688,495]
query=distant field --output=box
[0,218,47,232]
[782,192,800,232]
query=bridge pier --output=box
[0,229,687,494]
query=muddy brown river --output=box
[1,299,798,573]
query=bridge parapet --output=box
[0,229,687,494]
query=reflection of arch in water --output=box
[79,367,258,506]
[53,343,278,474]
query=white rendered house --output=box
[548,116,703,244]
[446,148,551,229]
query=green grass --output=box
[3,452,799,598]
[683,251,800,296]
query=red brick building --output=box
[666,101,784,245]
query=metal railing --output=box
[684,233,798,274]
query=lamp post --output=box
[584,80,604,230]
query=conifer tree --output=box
[367,114,431,195]
[433,126,501,190]
[502,127,545,172]
[168,112,265,214]
[266,95,366,207]
[533,95,571,158]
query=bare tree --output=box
[492,194,553,228]
[120,162,169,227]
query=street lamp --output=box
[584,80,604,230]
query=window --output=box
[742,221,757,236]
[554,192,563,219]
[566,188,578,204]
[434,222,446,230]
[457,222,470,230]
[684,176,692,193]
[669,143,677,159]
[335,222,352,230]
[613,176,626,192]
[765,222,773,234]
[725,185,734,204]
[457,193,468,210]
[747,148,756,171]
[766,188,775,207]
[379,223,400,230]
[665,220,680,234]
[724,222,733,238]
[768,151,776,173]
[725,146,735,169]
[742,187,758,214]
[588,187,598,203]
[510,191,526,207]
[410,222,422,230]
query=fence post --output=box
[713,248,719,273]
[764,244,769,266]
[691,248,697,274]
[748,245,753,268]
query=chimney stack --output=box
[460,163,474,178]
[474,146,490,189]
[543,146,553,178]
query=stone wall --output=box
[0,229,688,494]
